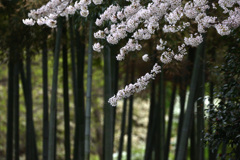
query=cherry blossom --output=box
[23,0,240,106]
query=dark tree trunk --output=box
[111,48,119,146]
[22,49,39,160]
[165,82,177,160]
[127,61,134,160]
[144,76,156,160]
[69,17,80,160]
[190,117,196,160]
[6,47,15,160]
[62,20,71,160]
[175,74,187,160]
[85,19,94,160]
[176,38,205,160]
[42,32,49,160]
[118,62,129,160]
[48,17,63,160]
[103,45,114,160]
[155,65,165,160]
[14,53,19,160]
[76,23,85,160]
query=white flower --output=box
[174,54,184,61]
[66,6,76,15]
[93,43,104,52]
[37,17,46,25]
[184,34,203,47]
[160,50,174,64]
[94,30,105,39]
[46,19,57,28]
[80,10,89,17]
[142,54,149,62]
[22,18,35,26]
[156,39,167,50]
[93,0,103,5]
[215,24,231,36]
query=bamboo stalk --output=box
[76,23,85,160]
[176,38,205,160]
[144,81,156,160]
[118,62,129,160]
[103,45,114,160]
[111,49,119,144]
[164,82,177,160]
[14,54,19,160]
[26,49,39,160]
[6,48,14,160]
[155,65,165,160]
[69,17,80,160]
[48,17,63,160]
[175,74,187,159]
[85,19,94,160]
[42,32,49,160]
[62,20,71,160]
[127,61,134,160]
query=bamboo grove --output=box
[1,0,240,160]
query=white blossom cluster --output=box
[142,54,149,62]
[156,39,167,51]
[160,48,174,64]
[108,63,161,106]
[94,0,240,52]
[116,39,142,61]
[23,0,103,28]
[93,0,240,105]
[92,42,104,52]
[24,0,240,106]
[184,33,203,47]
[174,44,187,61]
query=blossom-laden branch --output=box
[23,0,103,28]
[93,0,240,105]
[108,63,161,106]
[23,0,240,106]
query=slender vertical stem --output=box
[103,45,113,160]
[111,49,119,145]
[175,75,187,159]
[118,62,129,160]
[14,54,19,160]
[69,17,80,160]
[164,82,177,160]
[26,50,39,160]
[176,38,205,160]
[190,117,196,160]
[76,24,85,160]
[144,81,156,160]
[48,17,63,160]
[127,61,134,160]
[62,20,71,160]
[42,33,49,160]
[156,65,165,160]
[6,48,14,160]
[85,19,93,160]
